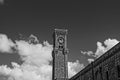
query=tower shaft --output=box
[52,29,68,80]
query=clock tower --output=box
[52,29,68,80]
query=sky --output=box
[0,0,120,80]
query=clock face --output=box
[58,37,64,44]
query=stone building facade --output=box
[70,42,120,80]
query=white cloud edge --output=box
[81,38,119,63]
[0,33,84,80]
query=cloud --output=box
[104,38,119,50]
[0,0,4,4]
[15,40,53,66]
[68,60,84,78]
[95,38,119,57]
[0,34,84,80]
[87,59,94,63]
[0,61,83,80]
[81,51,94,56]
[0,34,53,80]
[81,38,119,61]
[0,34,15,53]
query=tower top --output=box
[54,29,68,35]
[54,29,68,32]
[53,29,68,49]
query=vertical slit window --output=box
[117,65,120,78]
[106,71,109,80]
